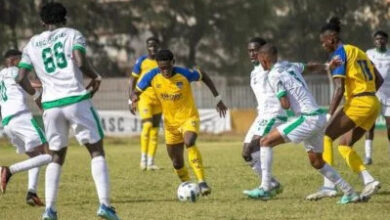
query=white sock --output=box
[45,163,61,211]
[360,170,375,185]
[9,154,52,174]
[141,153,147,163]
[28,167,40,193]
[250,151,262,178]
[260,147,272,191]
[323,176,336,189]
[365,140,373,159]
[319,164,353,194]
[91,156,110,207]
[147,156,154,166]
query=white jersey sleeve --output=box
[267,68,287,99]
[366,48,390,105]
[72,30,87,53]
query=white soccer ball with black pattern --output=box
[177,181,200,202]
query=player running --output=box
[130,49,227,195]
[307,17,382,201]
[0,49,51,206]
[256,44,360,204]
[364,30,390,165]
[16,3,120,220]
[128,37,161,170]
[242,38,285,198]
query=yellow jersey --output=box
[131,55,158,101]
[136,66,202,126]
[331,44,376,100]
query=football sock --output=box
[260,147,272,191]
[140,121,152,163]
[323,176,336,189]
[174,166,190,182]
[91,156,110,207]
[323,135,334,166]
[318,164,354,195]
[147,127,159,165]
[9,154,51,174]
[28,167,40,193]
[360,170,375,185]
[250,151,262,177]
[338,145,365,173]
[187,146,205,182]
[365,139,373,159]
[45,162,61,211]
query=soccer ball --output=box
[177,181,200,202]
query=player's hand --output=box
[216,101,228,118]
[86,75,102,97]
[328,57,343,70]
[130,102,137,115]
[34,95,43,111]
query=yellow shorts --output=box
[138,93,162,120]
[165,118,200,145]
[343,96,380,131]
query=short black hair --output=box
[374,30,388,39]
[40,2,67,25]
[321,17,341,34]
[249,37,267,46]
[146,36,160,44]
[156,49,174,61]
[258,43,278,57]
[4,49,22,59]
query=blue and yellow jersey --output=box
[136,66,202,126]
[331,44,377,100]
[131,55,158,101]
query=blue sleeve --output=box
[132,55,147,77]
[331,46,347,77]
[136,68,159,91]
[174,67,202,82]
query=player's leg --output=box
[338,127,380,201]
[183,131,211,196]
[146,111,162,170]
[41,107,68,219]
[0,115,52,194]
[166,143,189,181]
[364,125,375,165]
[255,129,286,200]
[306,150,359,204]
[385,116,390,157]
[138,99,153,170]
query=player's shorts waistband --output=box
[352,92,376,97]
[301,109,325,116]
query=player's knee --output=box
[259,137,270,146]
[172,159,184,169]
[184,139,196,148]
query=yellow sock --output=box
[323,135,334,166]
[141,122,152,157]
[174,167,190,182]
[187,146,205,182]
[338,145,366,173]
[147,127,159,162]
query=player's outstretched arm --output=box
[16,68,42,109]
[304,58,343,74]
[199,69,228,117]
[329,77,345,115]
[73,50,102,97]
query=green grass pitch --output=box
[0,133,390,220]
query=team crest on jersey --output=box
[176,81,183,89]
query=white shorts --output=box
[380,102,390,117]
[43,99,104,151]
[3,112,46,154]
[277,114,326,153]
[244,115,287,143]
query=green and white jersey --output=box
[19,27,90,110]
[268,61,320,115]
[0,67,29,123]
